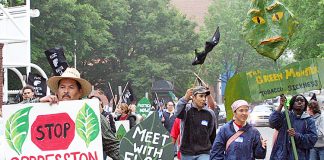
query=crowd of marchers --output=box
[0,67,323,160]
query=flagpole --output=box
[108,82,116,106]
[117,81,129,105]
[274,60,298,160]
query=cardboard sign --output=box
[1,99,103,160]
[115,120,130,140]
[136,97,152,118]
[119,111,173,160]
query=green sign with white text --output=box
[136,97,151,118]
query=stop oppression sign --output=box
[1,99,103,160]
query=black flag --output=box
[310,93,317,101]
[45,47,69,76]
[192,26,220,65]
[27,73,47,98]
[122,82,136,105]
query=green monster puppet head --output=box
[243,0,298,60]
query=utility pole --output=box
[74,40,77,69]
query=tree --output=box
[281,0,324,59]
[31,0,199,98]
[200,0,275,86]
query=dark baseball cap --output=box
[192,86,210,96]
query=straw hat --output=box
[47,68,92,97]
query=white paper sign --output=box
[2,99,103,160]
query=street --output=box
[256,126,275,160]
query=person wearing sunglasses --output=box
[269,94,317,160]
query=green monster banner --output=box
[225,58,324,120]
[119,111,173,160]
[242,0,298,60]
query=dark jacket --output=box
[100,115,120,160]
[162,111,176,132]
[174,97,217,155]
[269,111,317,160]
[210,120,266,160]
[116,114,137,129]
[102,111,116,133]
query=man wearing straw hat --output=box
[174,86,217,159]
[40,67,120,160]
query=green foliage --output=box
[31,0,199,98]
[201,0,274,85]
[281,0,324,60]
[0,0,25,7]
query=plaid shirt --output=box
[100,115,120,160]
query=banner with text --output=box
[119,111,173,160]
[136,97,152,118]
[225,58,324,120]
[2,99,103,160]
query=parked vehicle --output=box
[217,104,227,125]
[249,104,275,126]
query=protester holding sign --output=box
[174,86,216,159]
[269,94,317,159]
[19,85,38,104]
[40,67,120,160]
[115,103,137,129]
[210,100,266,159]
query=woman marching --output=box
[210,100,267,160]
[269,94,317,159]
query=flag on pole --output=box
[122,82,136,105]
[26,73,47,98]
[45,47,69,76]
[192,26,220,65]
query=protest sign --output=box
[119,111,173,160]
[225,58,324,120]
[115,120,130,140]
[2,99,103,160]
[136,97,151,118]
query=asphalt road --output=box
[256,126,275,160]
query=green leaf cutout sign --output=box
[76,103,100,147]
[116,124,127,140]
[5,106,33,155]
[136,97,151,118]
[119,111,173,160]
